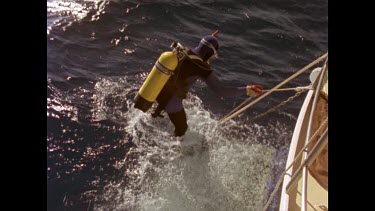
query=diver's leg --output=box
[153,87,173,117]
[168,110,188,137]
[164,96,188,137]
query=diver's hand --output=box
[246,85,263,97]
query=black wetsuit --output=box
[154,49,246,137]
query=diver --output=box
[135,31,263,137]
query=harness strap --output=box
[187,54,203,61]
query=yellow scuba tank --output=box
[134,51,179,112]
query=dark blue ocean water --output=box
[47,0,327,210]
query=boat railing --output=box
[285,56,328,211]
[285,126,328,193]
[262,54,328,211]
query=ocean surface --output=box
[47,0,327,210]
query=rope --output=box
[262,117,328,211]
[262,86,312,92]
[251,88,308,121]
[223,86,311,121]
[222,96,253,120]
[218,53,328,124]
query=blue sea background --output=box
[47,0,327,210]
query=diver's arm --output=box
[203,72,246,97]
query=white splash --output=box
[92,77,291,211]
